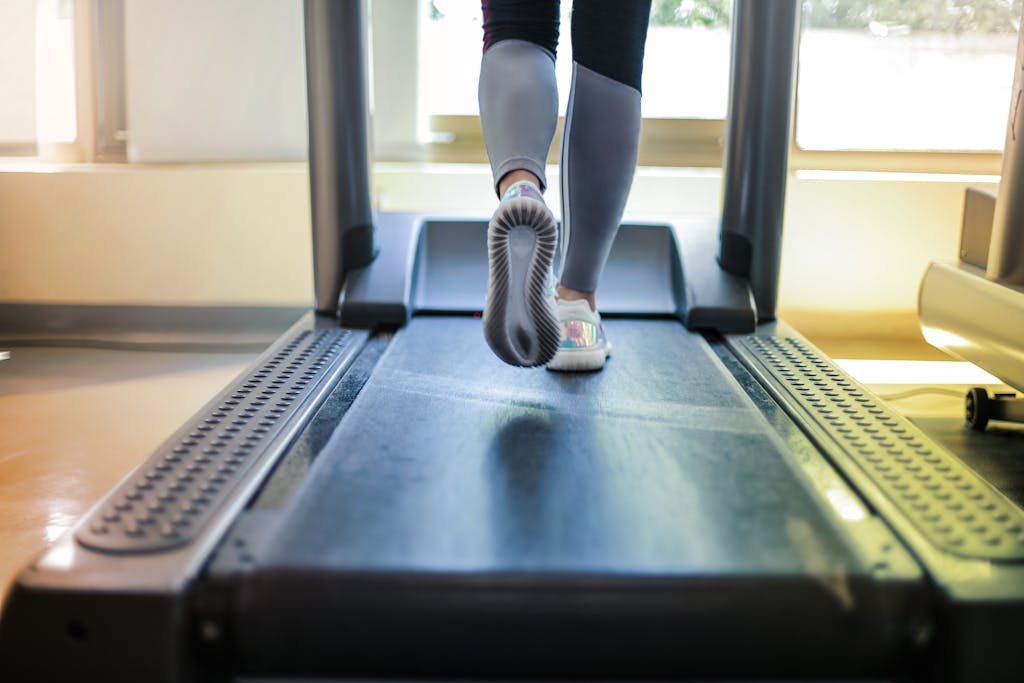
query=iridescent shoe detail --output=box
[546,298,611,372]
[482,181,560,367]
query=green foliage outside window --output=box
[427,0,1021,34]
[648,0,1022,33]
[651,0,730,27]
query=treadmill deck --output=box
[197,317,923,679]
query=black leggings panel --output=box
[482,0,561,57]
[481,0,652,91]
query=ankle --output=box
[498,170,542,198]
[556,284,596,311]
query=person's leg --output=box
[546,0,650,372]
[558,0,651,308]
[478,1,562,367]
[479,1,561,196]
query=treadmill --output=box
[2,2,1022,681]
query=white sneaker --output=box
[482,181,561,367]
[546,298,612,372]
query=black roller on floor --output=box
[195,317,924,680]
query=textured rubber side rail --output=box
[76,328,354,553]
[734,335,1024,561]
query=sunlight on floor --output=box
[835,359,1002,386]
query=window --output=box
[2,0,1016,171]
[420,0,731,119]
[643,0,732,120]
[34,0,78,148]
[415,0,1014,172]
[0,0,123,161]
[0,0,41,154]
[797,0,1021,152]
[416,0,732,167]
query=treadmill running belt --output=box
[214,317,923,679]
[264,317,854,572]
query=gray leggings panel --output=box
[478,39,559,195]
[558,63,641,293]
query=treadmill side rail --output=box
[75,326,359,554]
[732,330,1024,565]
[0,313,369,683]
[729,324,1024,682]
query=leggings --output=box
[478,0,652,293]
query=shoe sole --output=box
[546,345,610,372]
[483,198,560,367]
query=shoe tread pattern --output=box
[483,197,560,367]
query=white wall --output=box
[780,172,991,312]
[0,162,998,319]
[0,163,313,305]
[121,0,418,162]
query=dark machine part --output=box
[918,12,1024,398]
[959,187,997,270]
[305,0,376,313]
[718,0,800,321]
[966,387,1024,432]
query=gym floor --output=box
[0,331,1016,609]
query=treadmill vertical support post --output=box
[304,0,377,315]
[718,0,801,322]
[987,9,1024,286]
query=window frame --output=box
[406,114,1002,176]
[408,2,1006,177]
[89,0,127,161]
